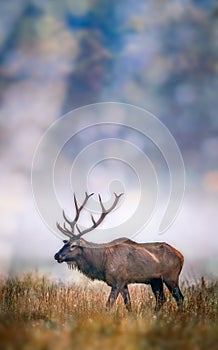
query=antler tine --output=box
[74,192,94,217]
[81,192,94,210]
[73,193,79,215]
[98,192,124,213]
[56,222,74,238]
[75,192,124,238]
[56,192,94,238]
[98,194,106,213]
[62,192,94,230]
[91,214,97,226]
[62,210,75,230]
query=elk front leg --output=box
[120,285,132,311]
[106,286,120,309]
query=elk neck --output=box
[76,243,108,281]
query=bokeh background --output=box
[0,0,218,281]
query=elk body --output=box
[54,193,184,312]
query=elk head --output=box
[54,192,123,265]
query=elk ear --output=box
[78,238,87,247]
[63,240,68,244]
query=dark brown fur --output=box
[55,237,184,312]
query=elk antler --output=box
[76,192,124,238]
[56,192,94,238]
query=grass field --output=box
[0,273,218,350]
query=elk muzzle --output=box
[54,252,64,263]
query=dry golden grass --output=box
[0,273,218,350]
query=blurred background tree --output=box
[1,0,217,173]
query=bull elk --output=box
[54,192,184,312]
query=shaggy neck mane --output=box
[76,244,108,281]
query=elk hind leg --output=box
[106,286,120,309]
[120,285,132,311]
[150,278,166,313]
[164,279,184,311]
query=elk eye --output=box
[70,245,76,251]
